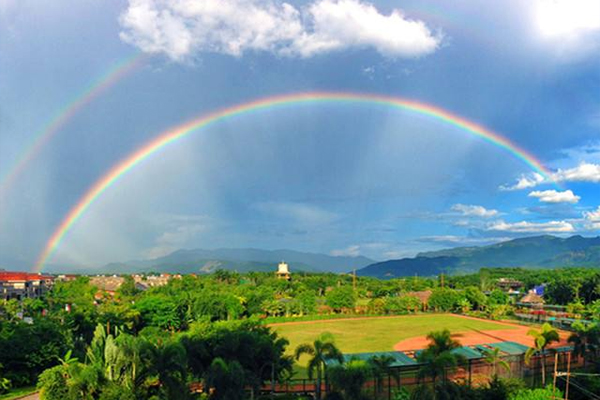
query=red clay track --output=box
[394,314,570,351]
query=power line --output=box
[557,375,600,400]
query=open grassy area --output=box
[0,387,37,400]
[273,314,515,356]
[272,314,517,378]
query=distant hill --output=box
[357,235,600,279]
[97,248,375,275]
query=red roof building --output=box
[0,271,54,300]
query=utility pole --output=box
[552,353,558,399]
[565,352,571,400]
[440,273,445,288]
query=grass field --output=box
[272,314,518,378]
[272,314,516,356]
[0,387,37,400]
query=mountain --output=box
[357,235,600,279]
[95,248,375,275]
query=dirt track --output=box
[394,314,570,351]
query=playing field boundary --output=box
[267,312,453,327]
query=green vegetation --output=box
[0,386,37,400]
[274,315,512,355]
[3,266,600,399]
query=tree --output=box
[482,347,510,378]
[524,323,560,386]
[368,354,395,398]
[118,276,140,299]
[295,333,344,400]
[326,287,356,313]
[568,321,600,366]
[205,358,245,400]
[328,359,371,400]
[428,289,463,312]
[417,329,465,387]
[488,289,510,306]
[465,286,487,311]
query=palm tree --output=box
[368,354,395,398]
[294,332,344,400]
[328,359,372,400]
[205,357,246,400]
[482,347,510,378]
[524,323,560,386]
[151,340,188,399]
[568,321,600,367]
[417,329,465,387]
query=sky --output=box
[0,0,599,270]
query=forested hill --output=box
[358,235,600,279]
[98,248,375,274]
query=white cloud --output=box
[330,245,361,257]
[553,162,600,183]
[487,220,575,233]
[535,0,600,38]
[500,173,545,191]
[528,189,580,204]
[583,206,600,230]
[533,0,600,58]
[501,163,600,190]
[451,204,498,218]
[119,0,442,61]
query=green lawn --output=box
[273,314,514,356]
[0,387,37,400]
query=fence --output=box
[259,350,580,398]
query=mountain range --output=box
[94,248,375,275]
[357,235,600,279]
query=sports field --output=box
[271,314,519,355]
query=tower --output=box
[276,261,291,280]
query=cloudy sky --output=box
[0,0,599,270]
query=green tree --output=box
[568,321,600,366]
[428,289,462,312]
[368,354,395,398]
[482,347,510,378]
[205,358,245,400]
[488,289,510,306]
[118,276,140,299]
[326,286,356,313]
[417,329,465,387]
[465,286,487,311]
[328,359,372,400]
[524,323,560,386]
[295,333,344,400]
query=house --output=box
[0,271,54,301]
[520,290,544,305]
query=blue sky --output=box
[0,0,599,269]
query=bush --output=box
[428,288,463,312]
[510,386,563,400]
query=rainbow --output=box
[33,92,555,271]
[0,54,145,198]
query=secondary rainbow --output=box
[0,54,145,197]
[34,92,555,271]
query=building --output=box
[276,261,291,280]
[0,271,54,301]
[520,290,544,306]
[497,278,523,291]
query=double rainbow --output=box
[0,54,145,197]
[34,92,554,271]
